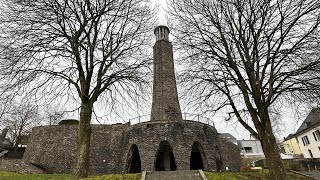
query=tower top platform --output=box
[154,25,170,41]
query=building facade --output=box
[237,139,265,158]
[282,134,303,158]
[293,108,320,158]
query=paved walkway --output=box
[145,170,204,180]
[296,171,320,180]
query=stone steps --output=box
[145,170,205,180]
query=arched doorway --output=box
[155,141,177,171]
[126,144,141,173]
[190,141,204,170]
[215,146,223,171]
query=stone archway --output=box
[126,144,141,173]
[215,146,223,171]
[155,141,177,171]
[190,141,205,170]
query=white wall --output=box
[296,125,320,158]
[238,140,265,158]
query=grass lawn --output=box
[204,170,313,180]
[0,171,141,180]
[0,170,313,180]
[84,173,141,180]
[0,171,71,180]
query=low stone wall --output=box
[254,158,320,171]
[24,121,241,174]
[23,124,78,173]
[218,138,241,171]
[283,158,320,171]
[0,159,43,174]
[23,123,129,174]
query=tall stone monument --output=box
[150,26,182,121]
[23,25,241,174]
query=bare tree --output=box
[0,0,153,178]
[46,110,65,125]
[5,102,39,152]
[42,105,65,125]
[0,94,14,128]
[169,0,320,179]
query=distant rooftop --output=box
[295,108,320,135]
[284,133,295,141]
[220,133,237,140]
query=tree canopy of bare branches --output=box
[0,0,154,178]
[4,102,39,152]
[169,0,320,179]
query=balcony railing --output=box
[128,113,215,126]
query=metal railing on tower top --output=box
[128,113,215,126]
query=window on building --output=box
[309,149,314,158]
[302,136,310,146]
[243,147,253,153]
[318,147,320,151]
[313,130,320,141]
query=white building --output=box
[294,108,320,158]
[220,133,265,158]
[237,138,265,158]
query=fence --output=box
[128,113,215,126]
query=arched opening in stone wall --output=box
[155,141,177,171]
[190,141,204,170]
[126,144,141,173]
[215,146,223,171]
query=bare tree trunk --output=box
[14,137,19,152]
[0,0,153,177]
[14,127,23,152]
[0,128,6,151]
[0,128,8,142]
[73,100,93,178]
[259,116,287,179]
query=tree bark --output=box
[259,118,287,180]
[14,127,23,152]
[73,100,93,178]
[14,137,20,152]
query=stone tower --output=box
[150,26,182,121]
[24,25,242,174]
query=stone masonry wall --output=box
[122,121,220,172]
[218,138,241,171]
[150,39,183,121]
[23,125,77,173]
[23,124,130,174]
[24,121,240,174]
